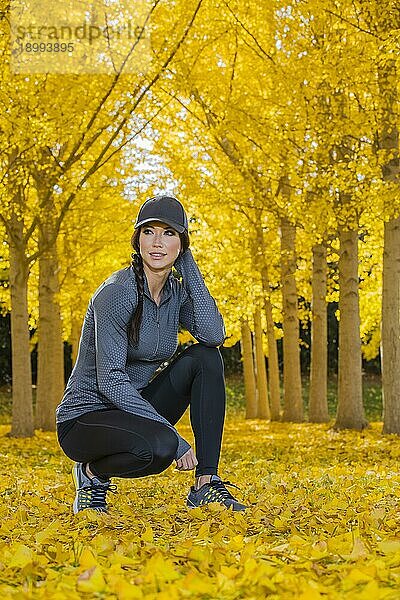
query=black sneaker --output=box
[187,474,248,511]
[72,462,116,514]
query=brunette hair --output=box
[128,226,190,345]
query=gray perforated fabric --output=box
[56,249,226,460]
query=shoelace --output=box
[84,481,117,510]
[209,480,240,501]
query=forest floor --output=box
[2,376,400,599]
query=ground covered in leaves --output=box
[1,410,400,599]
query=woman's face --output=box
[139,220,181,271]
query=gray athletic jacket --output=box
[55,249,226,460]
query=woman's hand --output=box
[175,447,198,471]
[173,248,191,278]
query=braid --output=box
[129,251,144,346]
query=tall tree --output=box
[1,0,205,434]
[253,306,270,420]
[240,319,257,419]
[309,242,329,422]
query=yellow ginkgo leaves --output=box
[2,414,400,598]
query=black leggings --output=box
[58,344,226,480]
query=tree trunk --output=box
[253,307,270,419]
[382,217,400,433]
[281,216,303,422]
[71,314,82,367]
[9,209,34,437]
[376,57,400,433]
[36,215,65,431]
[240,319,257,419]
[263,294,281,420]
[309,242,329,422]
[334,227,367,430]
[254,221,281,420]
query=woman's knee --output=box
[183,344,224,371]
[147,426,179,475]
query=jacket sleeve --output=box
[174,249,226,346]
[92,283,191,460]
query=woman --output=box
[56,195,247,513]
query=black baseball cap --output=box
[134,195,188,234]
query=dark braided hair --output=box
[128,226,190,345]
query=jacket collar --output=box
[143,270,174,305]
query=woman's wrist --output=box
[173,248,193,277]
